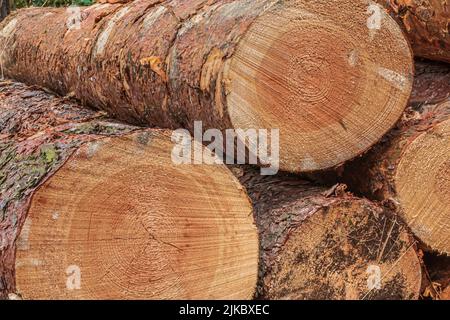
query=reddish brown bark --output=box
[0,1,414,173]
[0,81,138,298]
[235,166,422,300]
[377,1,450,63]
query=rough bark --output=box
[422,252,450,299]
[342,61,450,255]
[0,0,414,173]
[0,0,9,22]
[377,0,450,63]
[234,166,422,300]
[0,81,258,300]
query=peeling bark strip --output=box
[0,0,413,173]
[0,81,258,300]
[376,0,450,63]
[236,166,422,300]
[343,61,450,255]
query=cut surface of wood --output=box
[343,62,450,254]
[0,81,258,300]
[236,167,422,300]
[0,0,413,172]
[395,117,449,254]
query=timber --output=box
[343,61,450,255]
[236,166,422,300]
[377,0,450,63]
[0,81,258,300]
[0,0,414,173]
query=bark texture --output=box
[0,0,414,172]
[0,81,137,298]
[0,0,8,22]
[0,0,271,129]
[0,81,258,300]
[235,166,422,300]
[343,61,450,254]
[377,0,450,63]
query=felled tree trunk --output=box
[0,0,414,173]
[0,81,258,300]
[376,0,450,63]
[235,166,422,300]
[343,61,450,255]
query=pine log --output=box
[0,0,414,172]
[0,81,258,300]
[235,166,422,300]
[343,61,450,255]
[376,0,450,63]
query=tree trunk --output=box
[0,0,414,173]
[235,166,422,300]
[343,61,450,255]
[0,0,9,22]
[0,81,258,300]
[376,0,450,63]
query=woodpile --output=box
[0,0,414,172]
[0,0,448,300]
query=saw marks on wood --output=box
[226,0,413,172]
[396,118,450,254]
[14,132,258,299]
[262,200,422,300]
[0,0,414,173]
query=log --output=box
[0,0,414,173]
[376,0,450,63]
[343,61,450,255]
[236,166,422,300]
[0,81,258,300]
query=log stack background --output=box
[0,0,449,300]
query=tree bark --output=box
[376,0,450,63]
[0,0,414,173]
[235,166,422,300]
[343,61,450,255]
[0,81,258,300]
[0,0,9,23]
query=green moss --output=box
[40,145,58,164]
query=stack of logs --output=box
[0,0,448,300]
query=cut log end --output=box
[395,118,450,255]
[238,167,422,300]
[226,1,413,172]
[1,1,414,173]
[261,199,422,300]
[12,131,258,300]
